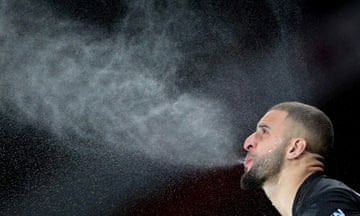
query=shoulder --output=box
[293,172,360,216]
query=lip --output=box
[244,156,253,171]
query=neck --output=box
[262,153,324,216]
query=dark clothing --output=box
[293,171,360,216]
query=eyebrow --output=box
[257,124,270,130]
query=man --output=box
[240,101,360,216]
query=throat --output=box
[262,174,296,216]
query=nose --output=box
[243,133,257,151]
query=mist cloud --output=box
[0,0,240,168]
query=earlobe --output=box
[287,138,307,159]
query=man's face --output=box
[240,110,289,190]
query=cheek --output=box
[263,137,284,153]
[259,146,275,156]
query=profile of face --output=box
[240,110,290,190]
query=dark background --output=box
[1,0,360,215]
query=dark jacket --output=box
[293,171,360,216]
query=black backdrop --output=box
[1,0,360,215]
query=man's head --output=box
[269,101,334,157]
[240,101,334,190]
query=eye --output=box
[261,127,267,134]
[257,125,269,135]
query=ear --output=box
[286,138,307,159]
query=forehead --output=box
[258,110,289,127]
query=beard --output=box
[240,142,286,190]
